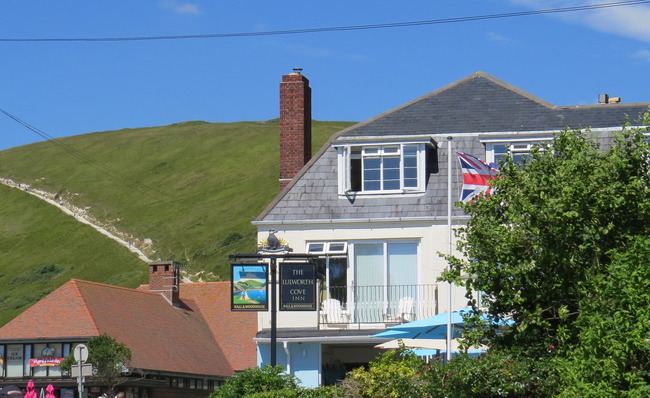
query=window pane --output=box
[363,147,380,155]
[383,179,400,190]
[383,168,400,181]
[363,156,381,191]
[363,169,380,181]
[404,156,417,168]
[383,157,400,169]
[6,345,23,377]
[328,242,347,253]
[387,243,418,317]
[388,243,417,286]
[354,244,385,322]
[493,144,508,155]
[328,257,348,306]
[404,178,418,188]
[307,243,324,253]
[364,180,381,191]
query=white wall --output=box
[256,219,469,330]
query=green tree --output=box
[447,116,650,351]
[60,334,132,396]
[209,365,299,398]
[554,236,650,397]
[443,114,650,394]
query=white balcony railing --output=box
[318,284,438,327]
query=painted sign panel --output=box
[280,263,317,311]
[231,264,268,311]
[61,389,75,398]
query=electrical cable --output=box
[0,107,167,198]
[0,0,648,42]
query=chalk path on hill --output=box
[1,177,152,263]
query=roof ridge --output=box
[254,71,541,221]
[67,280,102,335]
[74,278,161,295]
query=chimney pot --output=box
[148,261,181,307]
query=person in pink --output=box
[45,385,55,398]
[23,382,36,398]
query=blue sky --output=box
[1,1,649,151]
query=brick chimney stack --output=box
[148,261,181,307]
[279,69,312,190]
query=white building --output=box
[252,71,650,387]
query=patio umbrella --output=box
[45,385,55,398]
[374,338,486,352]
[372,307,474,340]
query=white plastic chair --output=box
[383,296,415,324]
[320,298,351,324]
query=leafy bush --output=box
[342,348,432,398]
[210,365,300,398]
[337,346,557,398]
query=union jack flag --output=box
[457,152,499,203]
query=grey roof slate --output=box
[343,72,649,137]
[255,72,650,224]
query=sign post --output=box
[230,252,318,368]
[73,344,88,398]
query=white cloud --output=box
[487,31,516,45]
[159,1,201,15]
[511,0,650,43]
[631,48,650,62]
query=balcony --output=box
[318,284,439,329]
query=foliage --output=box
[0,120,353,325]
[209,365,300,398]
[60,334,132,396]
[342,348,433,397]
[337,346,556,398]
[241,386,343,398]
[445,117,650,352]
[436,348,557,397]
[442,114,650,395]
[554,236,650,397]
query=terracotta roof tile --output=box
[181,282,257,371]
[0,279,99,340]
[0,279,239,377]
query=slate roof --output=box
[0,279,256,377]
[342,71,649,137]
[255,72,650,224]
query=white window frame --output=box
[306,241,348,254]
[482,136,551,165]
[336,142,427,195]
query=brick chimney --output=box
[279,69,312,190]
[148,261,181,307]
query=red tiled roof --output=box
[0,279,99,339]
[0,279,236,377]
[181,282,257,371]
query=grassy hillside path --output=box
[1,177,152,263]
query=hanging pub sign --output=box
[231,264,269,311]
[280,262,317,311]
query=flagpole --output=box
[446,136,453,362]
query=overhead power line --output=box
[1,0,649,42]
[0,108,166,197]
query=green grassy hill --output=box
[0,119,354,325]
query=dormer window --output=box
[336,142,428,195]
[482,136,551,166]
